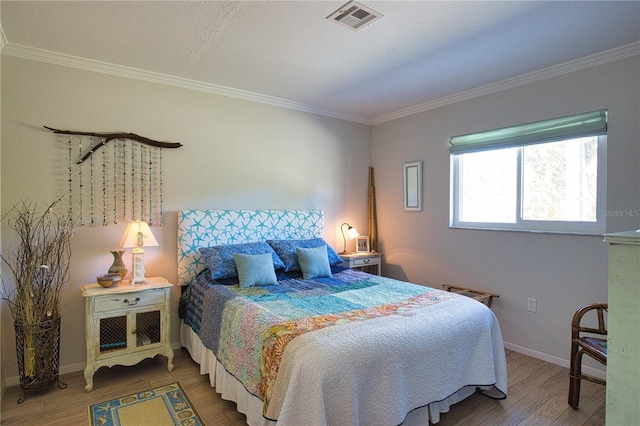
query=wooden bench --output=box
[442,284,499,308]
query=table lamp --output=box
[340,222,359,254]
[119,220,159,285]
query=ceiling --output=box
[1,1,639,124]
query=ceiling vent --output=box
[327,1,383,31]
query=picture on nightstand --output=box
[356,236,370,253]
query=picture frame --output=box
[403,161,423,211]
[355,236,370,253]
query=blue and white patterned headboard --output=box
[177,209,324,285]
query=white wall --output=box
[372,55,640,371]
[2,49,637,391]
[0,56,372,384]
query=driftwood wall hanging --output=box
[45,126,182,227]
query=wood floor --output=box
[1,348,605,425]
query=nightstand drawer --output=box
[94,291,165,313]
[340,252,383,276]
[350,258,380,267]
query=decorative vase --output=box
[108,250,127,280]
[14,315,66,403]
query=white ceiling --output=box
[1,1,639,124]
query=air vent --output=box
[327,1,383,31]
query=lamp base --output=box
[130,277,148,286]
[130,248,147,286]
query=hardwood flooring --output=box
[1,348,605,425]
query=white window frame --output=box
[449,111,607,235]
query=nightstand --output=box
[82,277,174,392]
[340,252,383,276]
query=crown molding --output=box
[0,42,372,125]
[2,40,637,127]
[372,41,640,125]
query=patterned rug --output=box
[88,382,204,426]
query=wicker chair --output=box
[568,303,607,409]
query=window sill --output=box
[449,224,605,237]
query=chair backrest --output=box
[572,303,608,340]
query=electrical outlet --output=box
[527,297,537,312]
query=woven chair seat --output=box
[579,336,607,360]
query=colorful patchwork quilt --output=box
[182,268,463,415]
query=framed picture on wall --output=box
[356,236,370,253]
[403,161,423,211]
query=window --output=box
[450,110,607,234]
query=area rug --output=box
[88,382,204,426]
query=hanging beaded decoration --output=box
[140,144,145,223]
[67,137,73,222]
[46,127,181,227]
[122,139,127,221]
[159,148,164,226]
[89,137,95,226]
[113,139,118,224]
[78,138,84,226]
[101,139,106,226]
[146,146,150,222]
[131,141,136,220]
[148,146,154,225]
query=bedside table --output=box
[82,277,174,392]
[340,252,383,276]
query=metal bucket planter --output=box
[14,315,67,403]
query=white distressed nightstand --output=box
[340,252,383,276]
[82,277,174,392]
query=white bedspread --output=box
[183,293,507,425]
[266,295,507,425]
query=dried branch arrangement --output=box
[1,197,73,377]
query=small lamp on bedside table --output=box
[119,220,159,285]
[340,222,359,254]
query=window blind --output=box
[449,109,607,154]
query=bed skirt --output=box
[180,322,481,425]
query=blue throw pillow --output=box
[267,238,342,272]
[199,242,285,279]
[234,253,278,288]
[296,246,332,279]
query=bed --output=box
[178,209,507,425]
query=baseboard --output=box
[504,341,606,380]
[4,341,184,388]
[5,341,604,387]
[4,360,86,388]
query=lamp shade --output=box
[119,220,159,249]
[347,226,359,239]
